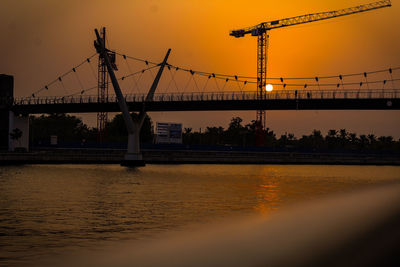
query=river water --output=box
[0,164,399,265]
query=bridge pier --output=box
[122,132,145,166]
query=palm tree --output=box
[349,133,357,143]
[312,130,323,139]
[328,129,338,138]
[348,133,358,149]
[359,135,369,149]
[311,130,324,150]
[184,128,192,134]
[367,134,376,144]
[326,129,338,149]
[339,129,348,140]
[10,128,23,148]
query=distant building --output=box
[0,75,14,151]
[156,122,182,144]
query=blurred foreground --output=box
[1,165,399,266]
[47,183,400,267]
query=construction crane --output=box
[230,0,391,146]
[97,27,117,143]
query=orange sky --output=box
[1,0,400,137]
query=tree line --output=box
[29,114,399,152]
[184,117,399,152]
[29,113,152,145]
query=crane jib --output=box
[229,0,391,38]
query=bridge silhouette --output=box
[10,89,400,114]
[5,50,400,114]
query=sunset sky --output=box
[1,0,400,137]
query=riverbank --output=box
[0,149,399,165]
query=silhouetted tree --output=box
[180,116,399,153]
[30,114,91,144]
[226,117,245,145]
[106,113,153,143]
[205,127,224,145]
[263,128,276,147]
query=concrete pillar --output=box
[0,74,14,151]
[125,131,143,161]
[8,112,29,152]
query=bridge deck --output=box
[6,89,400,114]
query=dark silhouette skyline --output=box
[28,113,400,154]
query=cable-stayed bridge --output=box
[1,42,400,165]
[4,50,400,114]
[10,89,400,114]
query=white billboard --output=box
[156,122,182,144]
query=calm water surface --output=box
[0,164,399,265]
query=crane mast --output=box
[230,0,391,146]
[97,27,118,143]
[97,28,108,143]
[257,30,268,144]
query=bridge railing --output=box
[12,89,400,105]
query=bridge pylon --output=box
[94,28,170,167]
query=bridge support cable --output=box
[221,79,229,91]
[73,68,85,92]
[29,54,96,97]
[25,73,400,102]
[55,65,158,99]
[363,72,369,90]
[389,68,395,89]
[213,75,222,91]
[201,75,211,92]
[23,43,400,101]
[191,72,201,92]
[100,49,400,93]
[165,66,180,93]
[133,71,145,95]
[104,49,400,84]
[122,55,140,94]
[87,57,98,85]
[183,72,196,92]
[57,77,69,95]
